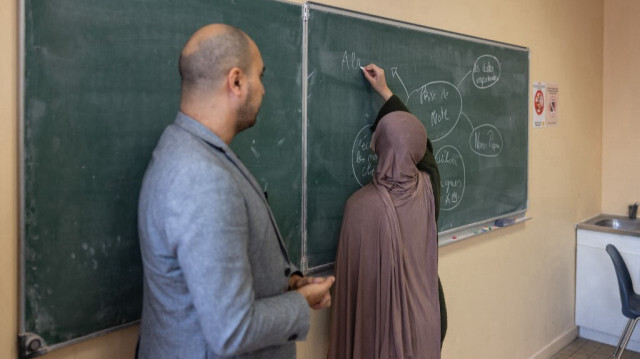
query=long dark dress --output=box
[328,107,441,359]
[376,96,447,344]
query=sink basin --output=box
[594,218,640,232]
[577,214,640,238]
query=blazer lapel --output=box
[173,113,292,262]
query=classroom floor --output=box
[551,337,640,359]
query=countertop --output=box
[576,213,640,238]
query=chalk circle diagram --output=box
[351,124,377,187]
[469,122,504,157]
[472,55,501,89]
[405,81,463,142]
[435,145,466,210]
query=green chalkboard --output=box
[21,0,302,355]
[305,4,529,269]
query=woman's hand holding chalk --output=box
[361,63,393,101]
[360,65,375,77]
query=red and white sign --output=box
[534,90,544,115]
[532,82,546,128]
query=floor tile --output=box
[550,338,640,359]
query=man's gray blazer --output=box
[137,112,310,359]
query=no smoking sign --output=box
[532,82,559,127]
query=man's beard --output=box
[236,91,259,133]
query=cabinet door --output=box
[576,229,640,340]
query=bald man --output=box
[137,24,334,359]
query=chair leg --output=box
[613,317,639,359]
[613,318,633,358]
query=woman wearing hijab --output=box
[328,64,446,359]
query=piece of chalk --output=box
[360,66,365,70]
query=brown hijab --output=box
[328,112,440,359]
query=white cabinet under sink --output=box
[575,228,640,351]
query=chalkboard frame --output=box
[18,0,530,355]
[301,2,530,273]
[18,0,304,357]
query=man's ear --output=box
[227,67,244,97]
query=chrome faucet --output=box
[630,202,639,220]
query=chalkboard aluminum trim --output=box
[439,209,528,238]
[19,0,27,336]
[307,261,335,276]
[307,210,531,275]
[300,3,310,272]
[19,321,140,358]
[306,210,529,274]
[306,2,529,53]
[438,215,532,248]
